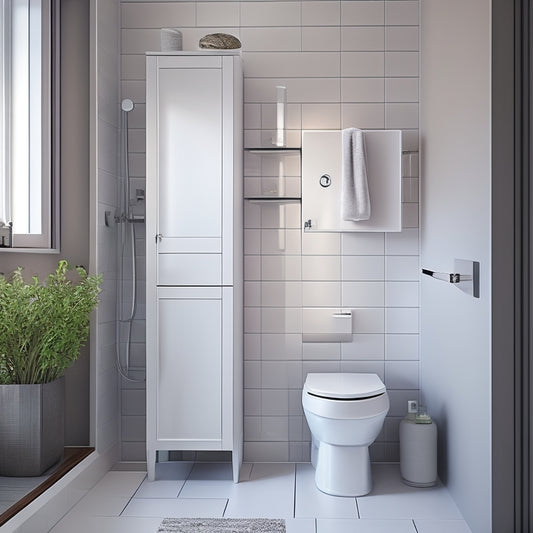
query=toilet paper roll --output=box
[160,28,183,51]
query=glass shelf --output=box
[245,147,301,155]
[244,197,301,204]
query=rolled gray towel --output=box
[199,33,241,49]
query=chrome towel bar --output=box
[422,259,480,298]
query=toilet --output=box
[302,373,389,497]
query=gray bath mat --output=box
[157,518,286,532]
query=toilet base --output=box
[314,443,372,497]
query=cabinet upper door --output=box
[158,66,222,249]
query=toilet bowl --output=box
[302,373,389,497]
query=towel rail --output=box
[421,259,480,298]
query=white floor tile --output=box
[224,463,295,519]
[50,515,163,533]
[180,478,235,499]
[357,464,463,520]
[414,519,473,533]
[295,463,358,519]
[121,497,228,518]
[135,479,185,499]
[90,471,147,497]
[66,494,131,517]
[317,519,416,533]
[287,518,317,533]
[179,462,248,498]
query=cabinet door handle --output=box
[155,233,162,243]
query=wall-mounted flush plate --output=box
[454,259,480,298]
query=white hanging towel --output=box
[341,128,371,221]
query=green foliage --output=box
[0,260,101,384]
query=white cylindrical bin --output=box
[399,404,437,487]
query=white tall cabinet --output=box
[146,52,243,482]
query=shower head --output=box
[121,98,134,112]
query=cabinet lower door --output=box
[157,289,223,443]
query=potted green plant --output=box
[0,260,101,476]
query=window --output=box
[0,0,59,249]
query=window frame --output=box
[0,0,60,251]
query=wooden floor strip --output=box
[0,447,95,527]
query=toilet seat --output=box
[304,373,386,400]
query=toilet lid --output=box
[304,373,385,400]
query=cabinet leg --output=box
[147,447,156,481]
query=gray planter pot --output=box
[0,377,65,476]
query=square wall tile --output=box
[351,308,385,334]
[342,233,385,255]
[341,27,385,52]
[341,1,385,26]
[342,282,385,307]
[197,2,239,27]
[244,390,261,416]
[241,2,301,27]
[385,52,419,77]
[386,26,419,51]
[386,308,419,334]
[262,389,290,416]
[340,361,385,381]
[303,342,341,361]
[301,104,342,129]
[341,52,385,77]
[244,361,261,389]
[244,334,261,360]
[341,334,385,360]
[302,1,340,26]
[386,334,419,361]
[388,390,419,417]
[262,361,303,389]
[302,256,341,281]
[262,256,302,281]
[385,361,419,389]
[261,281,302,307]
[385,282,419,307]
[402,203,419,228]
[302,282,342,307]
[262,333,303,360]
[385,229,419,255]
[342,78,385,104]
[262,229,301,255]
[341,103,385,129]
[245,256,261,281]
[342,256,385,281]
[386,256,420,281]
[385,1,420,26]
[386,78,419,103]
[261,307,302,333]
[244,307,261,333]
[302,27,341,52]
[302,361,342,376]
[243,442,289,462]
[302,232,341,255]
[241,28,301,52]
[386,103,419,129]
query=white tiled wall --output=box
[120,0,420,462]
[96,0,121,454]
